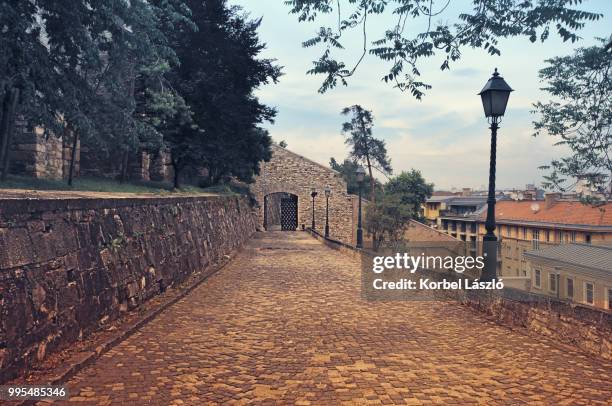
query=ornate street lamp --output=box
[478,68,513,281]
[324,186,331,238]
[311,188,318,230]
[355,166,366,248]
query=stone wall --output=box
[0,195,256,381]
[9,123,79,180]
[251,145,356,245]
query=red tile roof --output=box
[481,200,612,227]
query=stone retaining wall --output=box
[0,195,256,381]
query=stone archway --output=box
[250,145,357,245]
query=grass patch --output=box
[0,175,215,195]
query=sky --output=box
[233,0,611,191]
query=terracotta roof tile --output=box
[479,200,612,226]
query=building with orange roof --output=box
[437,193,612,290]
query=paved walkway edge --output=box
[13,246,246,406]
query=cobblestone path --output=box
[55,232,610,405]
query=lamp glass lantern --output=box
[355,166,366,183]
[478,68,513,119]
[324,186,331,197]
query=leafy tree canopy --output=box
[533,36,612,203]
[285,0,602,98]
[329,157,382,197]
[161,0,282,187]
[364,193,413,251]
[385,169,434,221]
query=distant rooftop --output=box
[524,243,612,274]
[488,200,611,227]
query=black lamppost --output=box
[324,186,331,238]
[311,188,317,230]
[478,68,513,281]
[356,166,366,248]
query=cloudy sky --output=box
[233,0,611,191]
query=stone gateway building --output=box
[250,145,358,246]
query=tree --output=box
[532,37,611,203]
[329,157,382,197]
[285,0,601,98]
[0,0,188,183]
[279,140,288,148]
[385,170,434,222]
[341,105,392,202]
[160,0,281,188]
[364,194,413,251]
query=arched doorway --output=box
[264,192,298,231]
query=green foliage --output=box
[385,170,434,221]
[158,0,282,188]
[340,105,392,201]
[532,37,612,203]
[364,194,413,251]
[285,0,602,98]
[329,157,382,197]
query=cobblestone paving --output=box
[51,232,610,405]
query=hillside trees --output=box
[157,0,282,188]
[0,0,188,183]
[1,0,281,189]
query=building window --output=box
[522,227,527,240]
[570,231,576,242]
[608,288,612,310]
[545,230,550,242]
[549,273,557,293]
[585,234,592,244]
[534,269,541,288]
[470,223,476,233]
[567,278,574,298]
[532,230,540,250]
[584,282,594,305]
[514,226,518,237]
[556,230,563,242]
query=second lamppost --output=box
[478,68,513,281]
[311,188,318,230]
[324,186,331,238]
[356,166,366,248]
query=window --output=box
[608,288,612,310]
[545,230,550,242]
[522,227,527,240]
[549,273,557,293]
[584,282,594,305]
[470,223,476,233]
[585,234,592,244]
[570,231,576,242]
[532,230,540,250]
[556,230,564,242]
[567,278,574,298]
[534,269,541,288]
[514,226,519,237]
